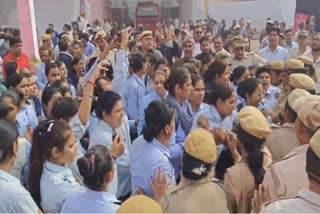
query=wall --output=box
[87,0,112,22]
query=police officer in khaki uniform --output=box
[171,38,201,69]
[299,55,317,83]
[265,89,310,161]
[231,37,267,70]
[268,61,284,87]
[288,73,316,94]
[161,129,233,213]
[263,99,320,201]
[224,107,272,213]
[273,59,305,113]
[258,119,320,213]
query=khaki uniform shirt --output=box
[313,55,320,93]
[273,85,289,113]
[231,52,267,70]
[265,123,300,161]
[289,46,312,59]
[262,144,309,201]
[264,190,320,213]
[224,147,272,213]
[161,175,231,213]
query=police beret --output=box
[291,95,320,113]
[297,101,320,131]
[284,59,304,70]
[184,128,217,164]
[139,30,153,40]
[298,30,309,38]
[289,73,315,90]
[233,24,241,30]
[117,195,162,213]
[94,30,107,41]
[298,56,314,66]
[42,34,51,41]
[232,37,246,49]
[183,37,194,46]
[268,61,284,71]
[238,106,271,139]
[287,89,311,110]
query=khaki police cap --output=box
[94,30,107,41]
[297,101,320,131]
[287,89,311,110]
[184,128,217,164]
[298,30,309,38]
[299,56,314,66]
[238,106,271,139]
[183,37,194,46]
[42,34,51,41]
[289,73,315,91]
[117,195,162,213]
[284,59,304,70]
[291,95,320,112]
[268,61,284,71]
[232,36,246,49]
[139,30,153,40]
[233,24,241,30]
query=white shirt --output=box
[61,189,119,213]
[193,42,202,57]
[0,169,38,213]
[258,45,290,62]
[40,161,84,213]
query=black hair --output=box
[237,125,265,188]
[51,97,78,121]
[191,74,204,87]
[199,35,211,44]
[128,40,137,51]
[5,72,30,90]
[0,119,19,162]
[230,66,247,84]
[200,53,214,66]
[45,28,54,34]
[41,86,61,117]
[182,150,212,180]
[268,27,280,35]
[79,32,89,42]
[59,39,68,52]
[305,64,315,77]
[284,29,292,35]
[128,52,146,73]
[9,36,22,47]
[237,78,261,100]
[284,101,297,123]
[255,66,270,79]
[50,80,72,97]
[77,145,113,191]
[306,146,320,183]
[45,62,58,77]
[0,99,9,119]
[55,60,65,69]
[29,120,72,206]
[207,84,233,106]
[204,60,227,86]
[183,63,199,75]
[143,100,174,142]
[72,57,83,66]
[0,89,23,110]
[95,91,122,120]
[165,66,190,96]
[4,61,17,78]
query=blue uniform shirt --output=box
[130,136,175,198]
[263,85,280,110]
[37,63,47,90]
[123,74,146,121]
[16,101,38,137]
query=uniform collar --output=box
[86,189,120,203]
[0,169,20,183]
[150,138,171,158]
[298,189,320,208]
[210,105,224,121]
[44,161,67,173]
[267,45,280,53]
[98,120,115,135]
[132,74,144,86]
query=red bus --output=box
[136,2,160,31]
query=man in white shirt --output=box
[192,25,203,56]
[258,27,290,62]
[284,29,298,52]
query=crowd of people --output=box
[0,15,320,213]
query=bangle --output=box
[87,80,95,87]
[83,92,94,99]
